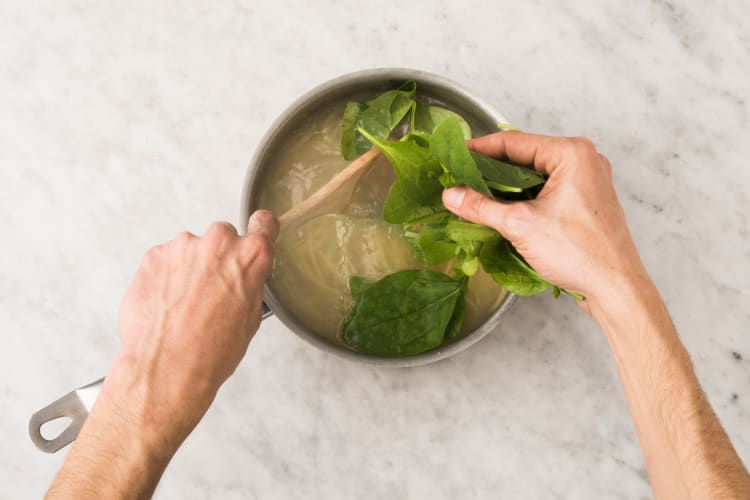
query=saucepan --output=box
[29,68,518,453]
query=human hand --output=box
[442,132,647,311]
[103,210,278,453]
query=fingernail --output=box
[443,187,466,209]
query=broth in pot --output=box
[259,105,506,347]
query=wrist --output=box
[48,357,178,499]
[585,265,652,321]
[584,265,683,356]
[94,354,190,460]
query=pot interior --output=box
[242,69,517,366]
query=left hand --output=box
[104,210,278,452]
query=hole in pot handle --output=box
[28,378,103,453]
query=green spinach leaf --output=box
[444,285,467,341]
[443,219,499,276]
[340,81,416,160]
[471,152,546,193]
[412,103,472,139]
[406,210,452,226]
[406,225,457,265]
[342,269,465,356]
[349,276,373,301]
[445,219,500,244]
[431,116,491,196]
[382,182,444,224]
[340,101,363,163]
[358,130,443,205]
[458,250,480,276]
[479,239,551,296]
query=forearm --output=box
[46,358,180,499]
[590,270,750,498]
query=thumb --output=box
[442,187,535,240]
[246,209,280,242]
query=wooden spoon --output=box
[278,147,382,233]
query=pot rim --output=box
[240,67,518,367]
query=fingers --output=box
[442,187,536,241]
[467,131,588,176]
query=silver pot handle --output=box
[28,378,103,453]
[29,303,274,453]
[261,300,273,319]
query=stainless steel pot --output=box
[241,68,517,367]
[29,68,517,454]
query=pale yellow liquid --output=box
[258,106,506,347]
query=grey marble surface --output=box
[1,1,748,498]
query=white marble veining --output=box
[1,1,748,498]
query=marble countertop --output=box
[1,2,748,498]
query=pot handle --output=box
[261,301,273,319]
[29,306,274,453]
[29,378,103,453]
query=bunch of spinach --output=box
[338,81,580,356]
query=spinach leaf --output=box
[560,288,585,300]
[479,239,552,296]
[471,152,546,193]
[443,220,499,276]
[349,276,373,301]
[438,171,459,189]
[382,182,444,224]
[340,101,363,163]
[342,269,466,356]
[343,276,372,332]
[358,130,443,205]
[412,103,472,139]
[458,249,480,276]
[406,225,457,265]
[340,81,416,160]
[445,219,500,244]
[431,116,491,196]
[485,180,523,193]
[406,210,452,226]
[444,285,467,341]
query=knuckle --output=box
[174,231,195,246]
[206,222,237,242]
[141,244,163,267]
[571,136,596,153]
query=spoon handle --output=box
[278,147,381,233]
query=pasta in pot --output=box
[259,106,505,346]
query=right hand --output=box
[442,131,647,310]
